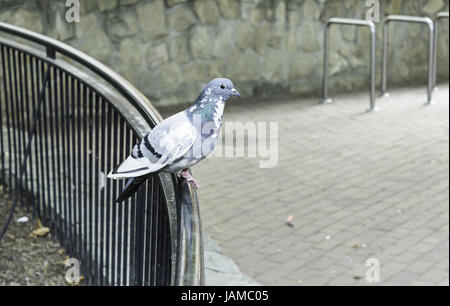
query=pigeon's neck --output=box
[188,94,224,115]
[187,94,226,134]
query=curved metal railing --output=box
[0,22,203,286]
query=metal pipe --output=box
[369,21,376,112]
[320,18,377,112]
[320,24,331,104]
[381,15,435,105]
[433,12,449,90]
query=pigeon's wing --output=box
[107,111,196,179]
[147,112,198,164]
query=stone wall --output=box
[0,0,449,106]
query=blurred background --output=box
[0,0,448,107]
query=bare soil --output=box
[0,189,67,286]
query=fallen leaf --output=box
[66,275,84,286]
[285,215,295,227]
[32,227,50,237]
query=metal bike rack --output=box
[381,15,435,105]
[320,18,377,112]
[433,11,449,90]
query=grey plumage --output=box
[108,78,240,202]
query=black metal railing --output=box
[0,22,203,286]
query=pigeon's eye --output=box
[220,84,226,89]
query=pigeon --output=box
[108,78,240,202]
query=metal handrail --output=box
[320,18,377,112]
[381,15,435,105]
[176,180,204,285]
[433,12,449,89]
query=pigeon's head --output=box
[201,78,240,101]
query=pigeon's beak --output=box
[230,88,240,97]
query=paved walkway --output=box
[190,85,449,286]
[204,235,260,286]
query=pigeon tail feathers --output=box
[115,175,148,203]
[107,155,163,179]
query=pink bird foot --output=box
[180,169,200,189]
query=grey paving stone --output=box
[388,271,420,285]
[203,234,261,286]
